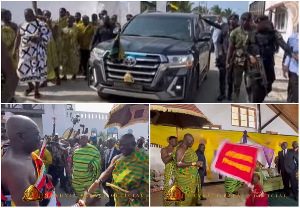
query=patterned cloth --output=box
[163,160,176,206]
[34,148,52,173]
[224,177,242,193]
[1,24,17,69]
[1,152,57,206]
[61,26,80,76]
[45,21,59,80]
[173,146,201,206]
[112,148,149,206]
[72,144,101,197]
[55,17,68,66]
[229,26,249,66]
[17,20,51,83]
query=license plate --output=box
[113,82,143,91]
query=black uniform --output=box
[245,23,293,103]
[201,15,239,100]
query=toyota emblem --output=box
[124,56,137,67]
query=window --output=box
[202,125,222,130]
[274,8,287,31]
[231,105,256,128]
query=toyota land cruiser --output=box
[88,12,211,102]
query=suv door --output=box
[194,17,205,73]
[199,19,210,72]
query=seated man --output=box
[88,134,149,206]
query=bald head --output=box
[80,134,89,147]
[6,115,40,154]
[24,8,35,22]
[119,134,136,156]
[107,138,116,149]
[183,133,194,148]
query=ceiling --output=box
[267,104,298,133]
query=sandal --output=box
[34,92,42,99]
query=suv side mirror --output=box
[198,32,211,42]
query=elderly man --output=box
[72,134,101,198]
[88,134,149,206]
[174,134,203,206]
[102,138,120,206]
[1,115,57,206]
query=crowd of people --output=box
[160,134,298,206]
[1,115,149,206]
[1,6,134,102]
[202,12,298,103]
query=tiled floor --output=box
[151,183,249,206]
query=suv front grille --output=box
[104,53,161,83]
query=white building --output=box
[150,104,298,184]
[1,104,148,140]
[42,104,148,139]
[249,1,299,57]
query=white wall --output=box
[4,112,44,135]
[42,104,148,139]
[1,1,141,27]
[264,1,295,56]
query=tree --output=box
[222,8,233,18]
[210,5,222,15]
[168,1,194,13]
[98,131,108,140]
[141,1,157,13]
[192,6,209,14]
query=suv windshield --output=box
[122,15,192,41]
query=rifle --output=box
[254,55,269,96]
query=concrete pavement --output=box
[14,53,288,103]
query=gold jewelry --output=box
[178,161,182,165]
[192,162,197,166]
[168,152,172,156]
[200,164,203,167]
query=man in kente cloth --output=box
[1,115,94,207]
[88,134,149,206]
[174,134,203,206]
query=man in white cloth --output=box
[13,8,51,99]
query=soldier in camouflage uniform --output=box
[245,15,295,103]
[226,12,253,102]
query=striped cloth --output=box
[72,144,101,197]
[224,177,242,194]
[173,145,202,206]
[112,148,149,206]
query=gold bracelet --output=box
[192,162,197,166]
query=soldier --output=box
[245,15,296,103]
[226,12,253,103]
[201,14,239,101]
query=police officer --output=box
[245,15,295,103]
[226,12,253,103]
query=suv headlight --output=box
[92,48,106,58]
[167,54,194,68]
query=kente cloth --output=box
[225,177,242,193]
[17,20,51,83]
[1,152,57,206]
[173,146,201,206]
[34,148,52,173]
[55,17,67,65]
[163,160,176,206]
[61,26,80,75]
[72,144,101,196]
[245,184,268,206]
[112,148,149,206]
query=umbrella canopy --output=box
[150,104,212,129]
[105,104,149,129]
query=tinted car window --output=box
[122,15,193,41]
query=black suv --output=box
[88,12,211,102]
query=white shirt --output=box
[283,149,287,156]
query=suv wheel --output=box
[97,91,111,100]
